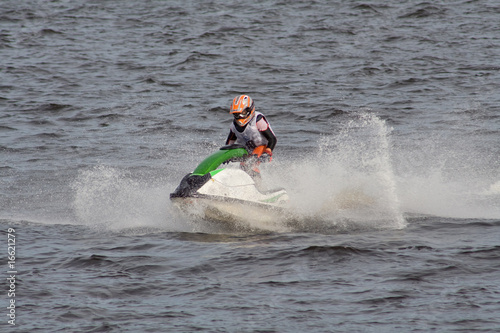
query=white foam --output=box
[484,180,500,195]
[71,165,189,231]
[268,112,407,231]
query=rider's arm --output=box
[225,130,237,145]
[261,128,277,151]
[256,115,277,151]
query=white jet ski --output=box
[170,144,289,225]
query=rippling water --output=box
[1,0,500,332]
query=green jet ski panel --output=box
[192,145,248,176]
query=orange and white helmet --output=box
[230,95,255,126]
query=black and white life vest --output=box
[230,111,274,148]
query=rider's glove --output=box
[245,140,256,151]
[259,148,273,162]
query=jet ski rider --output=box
[225,94,277,183]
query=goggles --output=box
[233,107,252,119]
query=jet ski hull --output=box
[170,195,289,228]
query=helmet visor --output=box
[233,107,252,120]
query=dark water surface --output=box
[1,0,500,332]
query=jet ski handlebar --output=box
[219,144,246,150]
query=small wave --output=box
[39,28,62,35]
[32,132,64,139]
[0,125,17,131]
[173,51,222,67]
[399,5,446,19]
[0,145,22,153]
[459,245,500,260]
[61,254,117,269]
[26,119,56,126]
[353,4,384,14]
[397,245,435,251]
[38,103,73,112]
[301,245,373,256]
[96,113,125,120]
[358,295,409,306]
